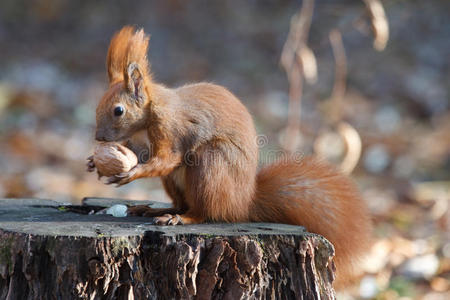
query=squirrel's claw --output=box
[106,175,122,185]
[86,156,96,172]
[106,167,138,186]
[153,214,184,226]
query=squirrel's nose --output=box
[95,131,106,142]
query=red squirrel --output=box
[87,26,372,286]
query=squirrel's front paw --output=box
[153,214,184,225]
[106,166,139,186]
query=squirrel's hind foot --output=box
[153,213,204,225]
[153,214,184,225]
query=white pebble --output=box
[106,204,128,217]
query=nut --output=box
[93,142,138,177]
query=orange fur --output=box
[106,26,134,84]
[124,29,151,81]
[91,26,372,287]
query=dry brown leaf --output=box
[364,0,389,51]
[297,46,317,84]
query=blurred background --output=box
[0,0,448,298]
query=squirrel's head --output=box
[95,26,152,142]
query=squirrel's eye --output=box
[114,106,124,116]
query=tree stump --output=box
[0,198,336,299]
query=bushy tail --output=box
[251,156,372,287]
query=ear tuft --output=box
[123,29,151,82]
[106,26,151,86]
[106,26,135,84]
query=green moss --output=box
[111,238,130,256]
[255,238,266,255]
[199,234,215,239]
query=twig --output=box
[364,0,389,51]
[328,29,347,124]
[327,29,362,174]
[280,0,316,153]
[338,122,362,174]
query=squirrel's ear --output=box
[125,62,145,104]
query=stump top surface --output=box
[0,198,307,238]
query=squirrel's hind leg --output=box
[183,142,256,223]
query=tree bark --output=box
[0,198,336,299]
